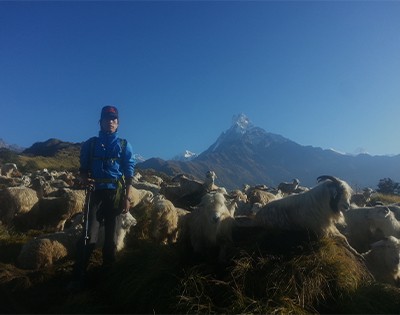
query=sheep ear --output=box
[329,184,340,212]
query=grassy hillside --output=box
[17,150,80,173]
[0,140,80,173]
[2,221,400,314]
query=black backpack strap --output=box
[87,136,97,175]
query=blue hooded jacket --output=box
[79,131,135,190]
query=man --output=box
[70,105,135,288]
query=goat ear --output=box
[329,184,338,199]
[328,183,340,212]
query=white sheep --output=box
[21,188,86,231]
[350,187,374,207]
[387,204,400,220]
[362,236,400,286]
[255,175,353,238]
[79,211,137,252]
[0,163,18,177]
[369,207,400,239]
[255,175,363,257]
[108,212,137,251]
[182,192,236,262]
[127,186,153,209]
[17,238,68,270]
[340,206,396,253]
[277,178,300,195]
[204,170,218,192]
[0,186,39,225]
[17,221,83,270]
[248,188,281,207]
[30,175,58,198]
[132,172,161,194]
[234,187,282,218]
[18,211,136,270]
[149,194,179,245]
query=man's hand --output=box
[122,197,131,214]
[79,174,95,190]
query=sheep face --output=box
[319,176,353,214]
[200,192,231,224]
[367,206,391,220]
[186,192,235,261]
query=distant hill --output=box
[22,138,81,157]
[137,114,400,190]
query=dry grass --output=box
[18,153,79,173]
[371,193,400,205]
[50,228,380,314]
[1,222,400,314]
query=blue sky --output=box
[1,1,399,160]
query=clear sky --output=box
[1,1,399,160]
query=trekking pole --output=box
[83,184,94,247]
[75,183,95,282]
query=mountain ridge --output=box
[2,114,400,190]
[137,114,400,190]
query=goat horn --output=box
[317,175,341,184]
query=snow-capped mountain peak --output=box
[172,150,198,161]
[232,113,252,134]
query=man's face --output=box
[100,117,119,133]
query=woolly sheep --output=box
[350,188,374,207]
[21,188,86,231]
[148,194,179,245]
[387,204,400,221]
[255,175,352,238]
[204,170,218,192]
[255,175,363,257]
[131,172,161,194]
[362,236,400,286]
[79,211,136,252]
[248,188,281,206]
[127,186,153,209]
[30,176,57,198]
[99,212,137,251]
[340,206,392,253]
[277,178,300,195]
[0,186,39,225]
[17,220,83,270]
[17,238,68,270]
[18,211,136,269]
[369,207,400,239]
[0,163,18,177]
[181,192,236,262]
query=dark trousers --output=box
[73,189,120,278]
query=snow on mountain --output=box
[208,113,289,153]
[172,150,198,161]
[133,153,146,163]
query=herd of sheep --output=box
[1,162,400,288]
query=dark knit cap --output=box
[101,106,118,120]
